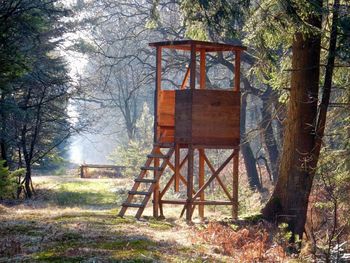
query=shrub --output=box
[0,160,15,199]
[0,160,26,199]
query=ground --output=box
[0,174,236,262]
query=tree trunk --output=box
[310,0,339,169]
[261,89,280,182]
[0,140,8,166]
[241,92,262,190]
[0,94,8,166]
[24,163,32,198]
[262,7,322,240]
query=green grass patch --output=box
[44,180,123,208]
[240,213,263,223]
[52,212,135,228]
[147,218,174,230]
[94,239,157,250]
[113,215,136,225]
[31,238,159,262]
[2,176,220,262]
[0,224,43,237]
[59,232,83,241]
[111,249,160,262]
[32,250,84,262]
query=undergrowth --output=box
[192,221,290,262]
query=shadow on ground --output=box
[0,176,218,262]
[0,210,211,262]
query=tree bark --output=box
[24,163,32,198]
[0,140,8,166]
[262,4,323,240]
[0,94,8,167]
[310,0,339,169]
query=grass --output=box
[36,178,126,209]
[0,175,221,262]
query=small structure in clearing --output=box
[80,164,126,178]
[119,40,245,221]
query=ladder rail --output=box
[118,146,159,217]
[135,147,174,218]
[118,146,174,218]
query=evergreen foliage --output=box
[0,160,12,199]
[110,103,153,177]
[0,0,76,197]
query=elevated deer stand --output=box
[119,40,245,221]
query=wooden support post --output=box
[154,47,162,142]
[159,202,164,218]
[80,165,84,178]
[232,149,239,219]
[198,149,205,219]
[234,50,241,92]
[186,146,194,221]
[198,50,206,219]
[174,144,180,192]
[190,44,196,90]
[233,50,240,218]
[153,148,160,218]
[153,47,162,217]
[200,50,206,90]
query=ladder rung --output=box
[128,191,150,196]
[147,154,169,159]
[141,166,162,171]
[122,203,144,208]
[119,146,174,219]
[135,178,157,183]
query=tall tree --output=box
[260,0,344,241]
[0,0,75,197]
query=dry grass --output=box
[191,220,298,262]
[0,175,222,262]
[0,174,306,262]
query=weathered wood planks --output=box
[175,89,240,147]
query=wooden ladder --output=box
[118,145,175,219]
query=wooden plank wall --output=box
[175,89,240,146]
[158,90,175,142]
[174,90,192,143]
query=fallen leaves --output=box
[193,221,287,262]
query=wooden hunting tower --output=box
[119,40,245,221]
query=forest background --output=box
[0,0,349,260]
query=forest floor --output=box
[0,174,296,262]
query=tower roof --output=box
[149,39,246,52]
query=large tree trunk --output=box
[241,92,262,190]
[262,7,322,240]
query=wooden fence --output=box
[80,164,126,178]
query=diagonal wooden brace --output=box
[192,151,235,200]
[203,153,233,201]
